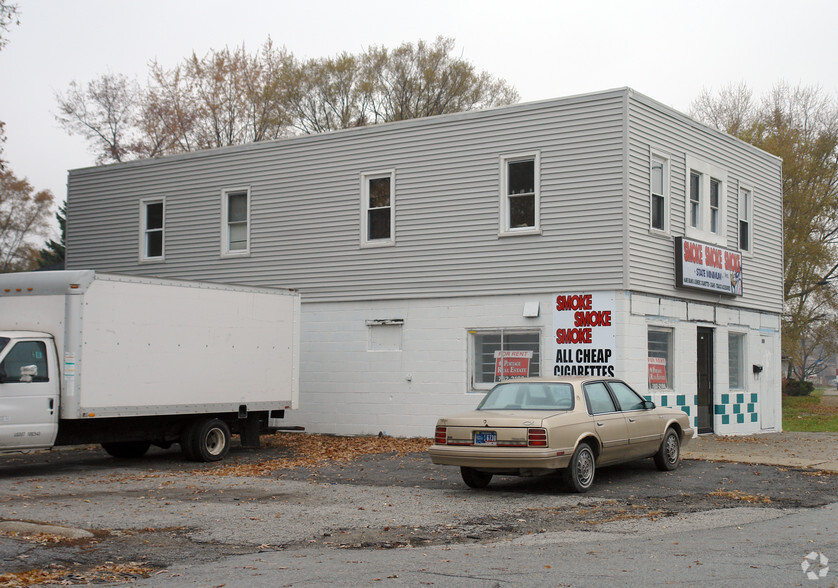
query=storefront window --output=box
[729,332,746,390]
[470,329,540,391]
[647,327,672,389]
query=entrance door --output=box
[696,327,714,434]
[759,335,777,430]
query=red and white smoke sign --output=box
[553,292,616,377]
[494,350,532,380]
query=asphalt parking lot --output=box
[0,433,837,585]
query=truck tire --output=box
[101,441,151,459]
[189,418,231,462]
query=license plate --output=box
[474,431,497,446]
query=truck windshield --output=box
[477,382,574,411]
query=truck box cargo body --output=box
[0,271,300,461]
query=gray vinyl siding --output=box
[67,91,628,302]
[625,91,783,313]
[66,88,783,312]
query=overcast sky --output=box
[1,0,837,226]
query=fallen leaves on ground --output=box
[198,433,433,477]
[0,563,153,587]
[708,489,772,503]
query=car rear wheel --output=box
[564,442,595,493]
[654,428,681,471]
[460,466,493,489]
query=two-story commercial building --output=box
[65,88,784,437]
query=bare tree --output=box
[55,74,142,163]
[57,38,519,163]
[362,37,519,124]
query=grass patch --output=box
[783,388,838,432]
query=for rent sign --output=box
[675,237,743,296]
[553,292,616,378]
[494,350,532,381]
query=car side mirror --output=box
[643,400,656,410]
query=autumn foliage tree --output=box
[56,37,519,163]
[691,82,838,382]
[0,169,54,272]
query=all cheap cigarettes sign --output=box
[552,292,616,378]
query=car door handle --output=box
[596,422,605,427]
[628,418,636,423]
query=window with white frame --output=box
[469,329,540,391]
[686,157,727,244]
[651,156,667,231]
[361,170,395,246]
[739,186,752,252]
[221,188,250,256]
[500,153,540,235]
[647,327,673,390]
[728,332,746,390]
[140,198,164,261]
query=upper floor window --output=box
[685,157,727,245]
[500,153,540,236]
[140,198,164,262]
[651,156,667,231]
[221,187,250,256]
[361,170,395,247]
[739,186,752,253]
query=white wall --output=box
[281,290,782,438]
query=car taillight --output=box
[435,426,447,445]
[528,428,547,447]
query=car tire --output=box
[563,442,595,493]
[101,441,151,459]
[189,418,231,462]
[460,466,493,489]
[654,428,681,471]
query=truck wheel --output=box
[102,441,151,459]
[190,418,231,462]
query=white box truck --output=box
[0,271,300,462]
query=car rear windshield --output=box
[477,382,574,411]
[0,337,8,355]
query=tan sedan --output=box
[428,377,693,492]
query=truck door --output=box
[0,337,59,450]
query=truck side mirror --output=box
[752,364,764,375]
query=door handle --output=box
[48,398,54,410]
[596,422,604,427]
[628,418,636,423]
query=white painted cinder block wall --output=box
[282,291,781,438]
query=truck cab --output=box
[0,332,59,452]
